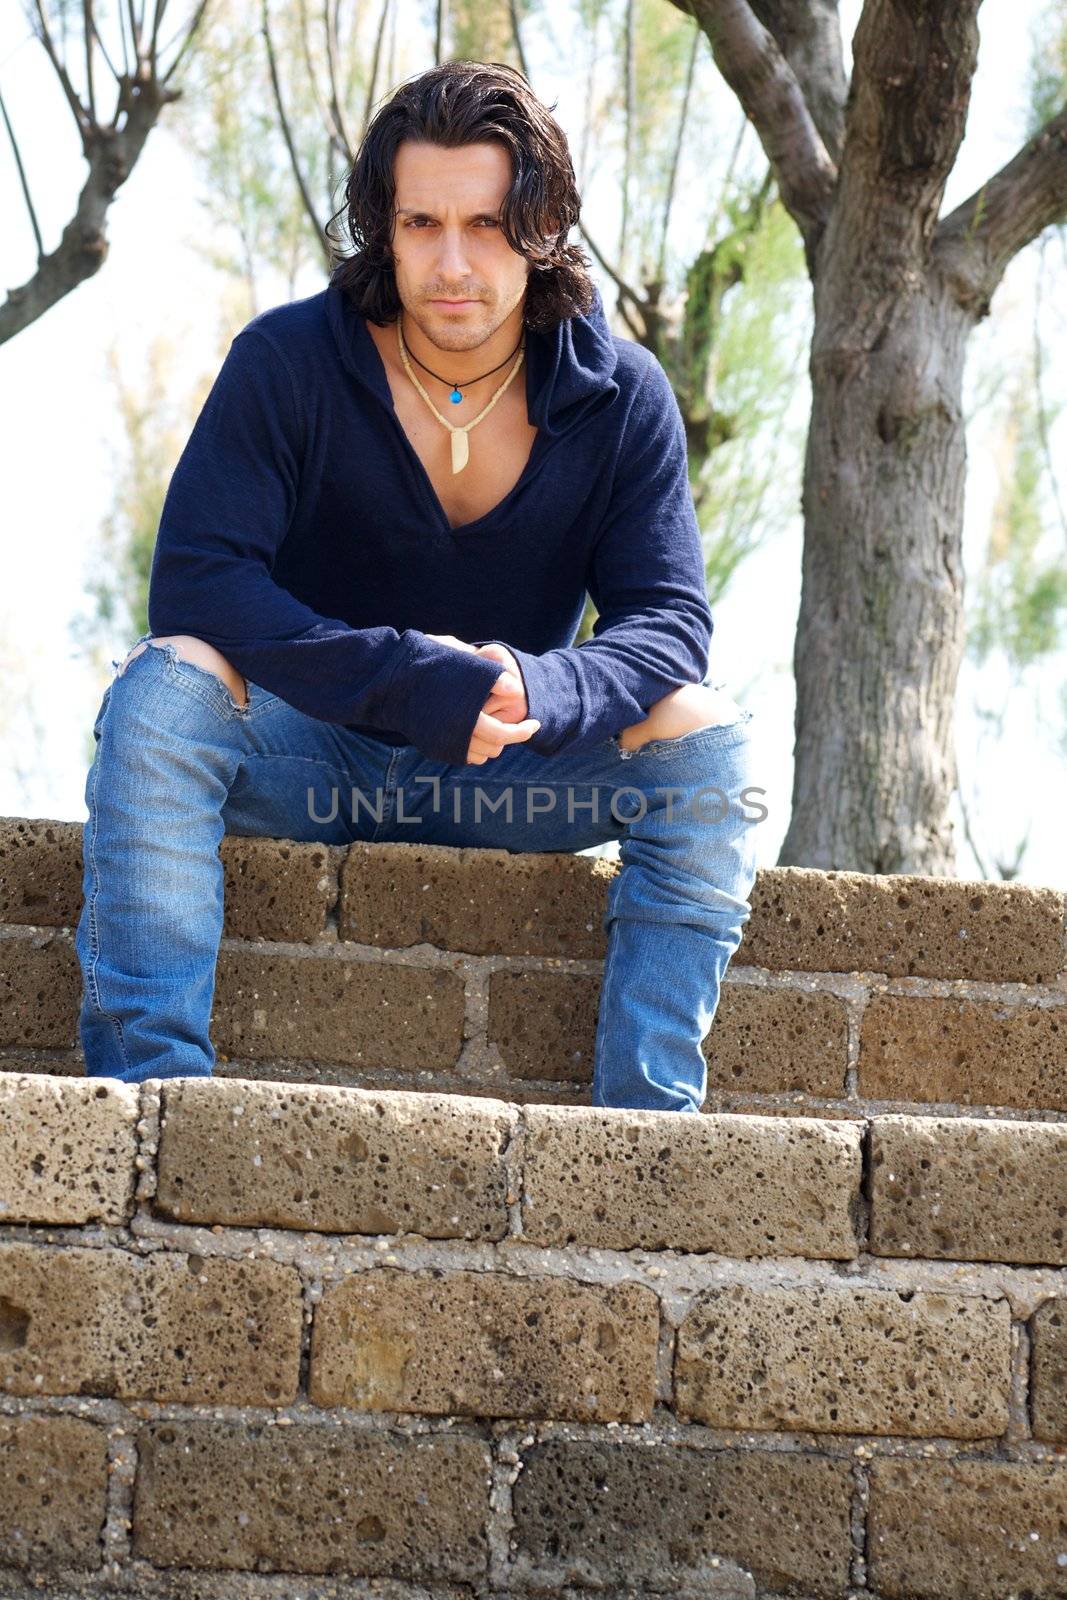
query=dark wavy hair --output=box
[324,60,597,334]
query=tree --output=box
[0,0,212,344]
[658,0,1067,872]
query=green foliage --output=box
[966,374,1067,672]
[686,192,809,606]
[1025,0,1067,136]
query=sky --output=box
[0,0,1064,888]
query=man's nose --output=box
[435,228,474,276]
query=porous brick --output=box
[487,968,600,1082]
[309,1266,658,1422]
[0,1241,301,1404]
[860,991,1067,1111]
[0,932,78,1048]
[739,866,1064,982]
[521,1104,862,1257]
[339,841,614,956]
[218,836,338,942]
[508,1437,853,1595]
[155,1078,515,1238]
[869,1114,1067,1265]
[1031,1295,1067,1442]
[867,1456,1067,1597]
[133,1420,491,1581]
[211,945,465,1069]
[703,984,849,1098]
[674,1282,1010,1437]
[0,1071,138,1224]
[0,818,83,928]
[0,1413,108,1572]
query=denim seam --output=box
[83,692,133,1077]
[370,746,406,843]
[591,916,621,1107]
[154,645,270,722]
[635,710,754,759]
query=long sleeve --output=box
[476,355,713,756]
[147,328,506,765]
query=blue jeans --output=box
[75,634,761,1112]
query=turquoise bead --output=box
[450,389,462,404]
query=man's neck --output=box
[382,301,526,389]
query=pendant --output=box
[450,387,462,404]
[450,429,470,474]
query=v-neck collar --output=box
[323,280,621,537]
[354,309,553,537]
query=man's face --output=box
[389,138,532,351]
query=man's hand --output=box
[424,634,540,764]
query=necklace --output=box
[396,313,526,474]
[402,328,524,403]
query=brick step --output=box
[0,1071,1065,1598]
[2,818,1066,1114]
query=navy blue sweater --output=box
[148,280,713,766]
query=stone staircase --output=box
[0,813,1065,1598]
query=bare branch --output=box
[31,1,92,142]
[149,0,174,73]
[160,0,211,85]
[360,0,390,145]
[261,0,331,268]
[664,0,835,271]
[297,0,347,163]
[83,0,96,124]
[1,2,198,342]
[116,0,132,78]
[934,100,1067,317]
[323,0,357,159]
[747,0,847,166]
[657,20,699,286]
[88,7,122,82]
[619,0,634,273]
[508,0,529,83]
[0,82,44,258]
[577,219,648,317]
[125,0,141,62]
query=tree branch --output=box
[260,0,331,268]
[575,219,648,318]
[663,0,836,273]
[31,1,92,144]
[361,0,390,144]
[747,0,847,166]
[1,2,190,344]
[508,0,530,82]
[830,0,982,275]
[323,0,357,161]
[933,100,1067,317]
[0,82,44,259]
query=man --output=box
[76,60,760,1111]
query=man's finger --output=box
[473,711,540,743]
[465,713,540,762]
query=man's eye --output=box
[404,218,499,228]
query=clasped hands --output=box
[425,632,730,766]
[424,634,538,765]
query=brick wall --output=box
[0,814,1065,1598]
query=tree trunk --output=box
[783,261,972,871]
[665,0,1067,873]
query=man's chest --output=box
[388,381,540,533]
